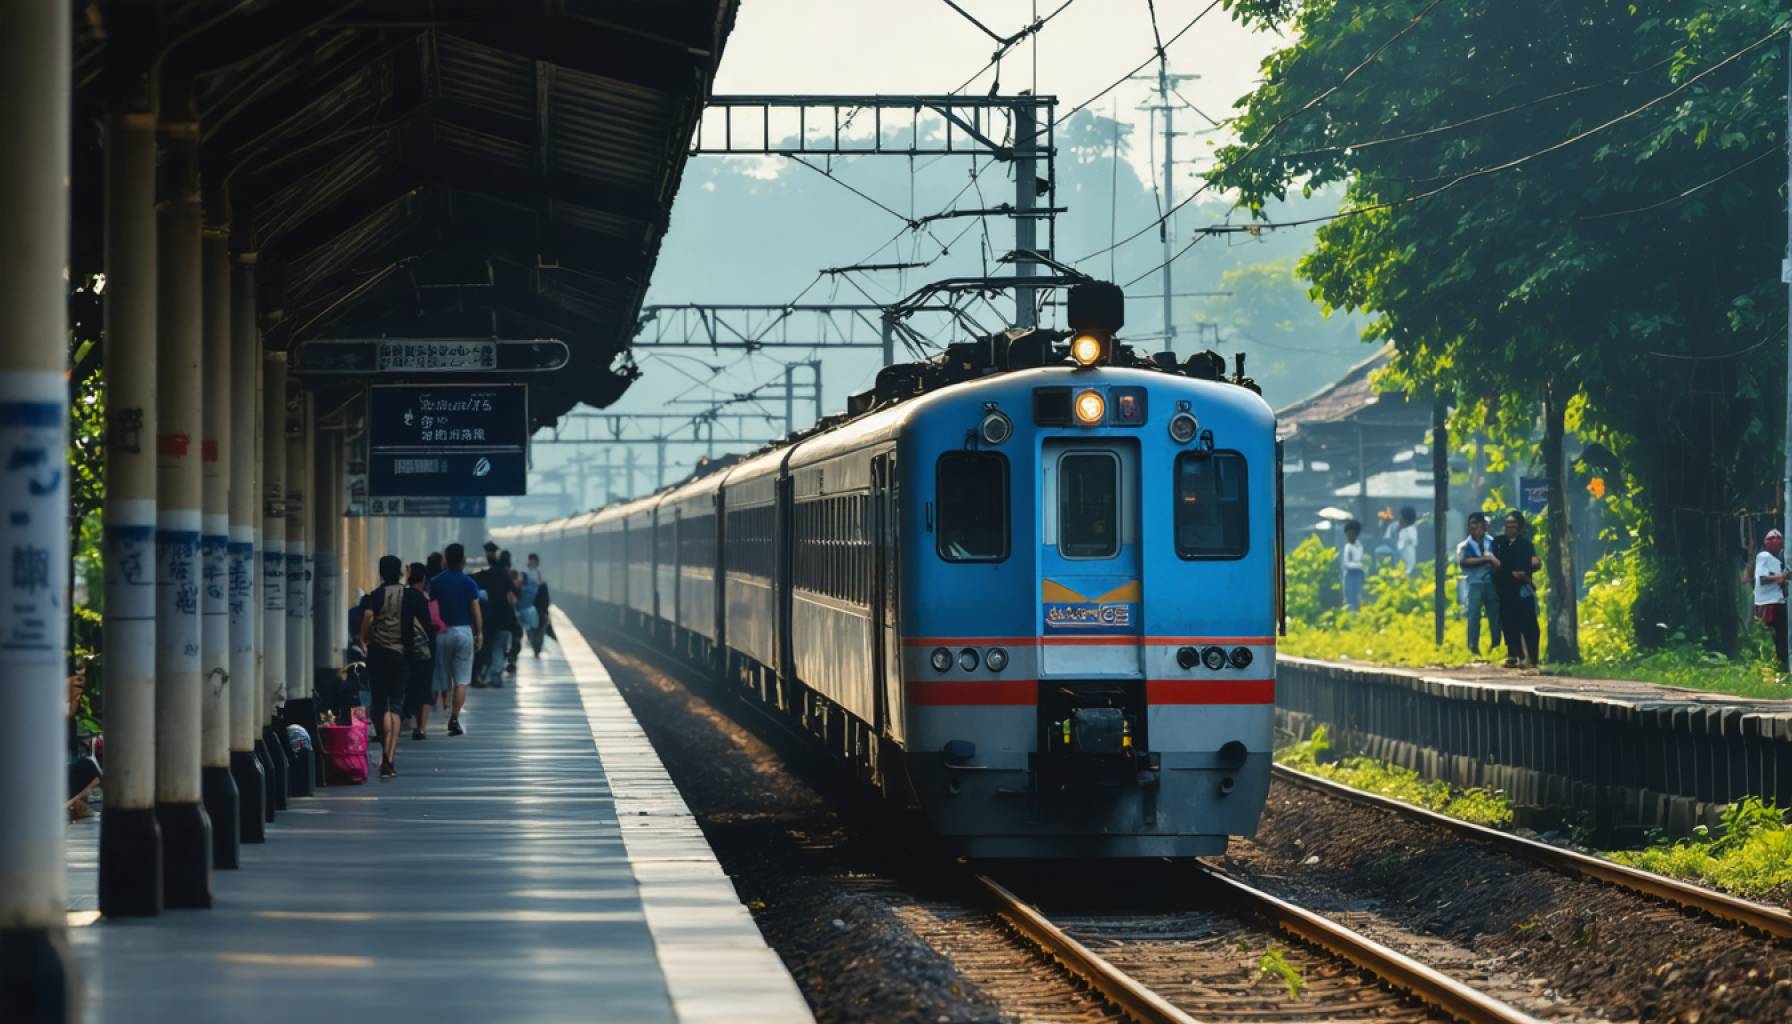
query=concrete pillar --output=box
[285,391,315,796]
[154,91,213,909]
[0,4,79,1016]
[98,79,163,918]
[228,252,265,841]
[199,229,238,868]
[314,434,339,674]
[261,353,288,808]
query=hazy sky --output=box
[712,0,1282,183]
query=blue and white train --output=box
[500,283,1281,858]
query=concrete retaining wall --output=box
[1275,657,1792,838]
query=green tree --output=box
[1211,0,1788,656]
[1196,258,1366,399]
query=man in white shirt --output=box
[1456,512,1501,657]
[1395,506,1420,576]
[1340,520,1366,612]
[1755,529,1788,667]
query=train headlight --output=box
[1168,411,1199,444]
[980,410,1013,445]
[1201,645,1228,670]
[985,647,1009,672]
[1070,333,1104,367]
[958,648,980,672]
[930,647,952,673]
[1229,646,1254,670]
[1073,389,1105,426]
[1176,646,1199,670]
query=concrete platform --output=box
[65,611,810,1023]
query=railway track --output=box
[1271,763,1792,942]
[980,868,1543,1024]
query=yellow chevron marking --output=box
[1096,580,1141,603]
[1042,579,1087,603]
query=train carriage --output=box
[514,282,1278,859]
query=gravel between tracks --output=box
[594,641,1105,1023]
[1224,781,1792,1023]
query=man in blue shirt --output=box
[427,543,482,736]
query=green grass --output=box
[1605,797,1792,899]
[1277,726,1515,828]
[1256,945,1305,999]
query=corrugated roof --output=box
[71,0,740,429]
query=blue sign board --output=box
[368,384,528,497]
[1519,476,1551,516]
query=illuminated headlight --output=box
[980,410,1013,445]
[930,647,952,673]
[985,647,1009,672]
[958,648,980,672]
[1229,646,1254,669]
[1169,411,1199,444]
[1073,389,1105,426]
[1201,645,1228,671]
[1070,333,1103,366]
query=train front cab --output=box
[900,366,1275,859]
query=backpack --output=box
[369,585,405,652]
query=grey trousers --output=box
[1464,579,1501,653]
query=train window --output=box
[936,452,1008,562]
[1058,451,1120,559]
[1174,452,1249,559]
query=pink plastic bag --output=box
[319,717,369,785]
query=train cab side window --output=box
[1174,451,1248,559]
[936,452,1008,562]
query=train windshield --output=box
[1058,451,1120,559]
[1174,451,1248,559]
[936,451,1008,561]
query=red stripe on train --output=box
[1145,678,1276,704]
[905,680,1037,706]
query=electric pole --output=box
[1133,65,1199,350]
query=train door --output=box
[871,452,903,744]
[1039,438,1143,677]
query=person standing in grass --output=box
[1340,520,1366,612]
[1754,529,1788,668]
[1457,512,1502,658]
[1492,510,1541,668]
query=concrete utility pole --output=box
[228,248,265,840]
[1433,397,1449,647]
[99,49,163,919]
[154,82,214,909]
[1133,64,1200,349]
[199,228,238,868]
[261,353,288,809]
[0,5,78,1014]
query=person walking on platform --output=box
[476,551,518,687]
[1492,510,1541,668]
[1754,529,1789,667]
[518,553,546,658]
[428,543,482,736]
[404,563,441,741]
[358,555,431,778]
[1339,520,1366,612]
[1457,512,1502,658]
[425,551,443,581]
[504,551,523,674]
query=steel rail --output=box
[975,874,1202,1024]
[1272,763,1792,942]
[1196,866,1542,1024]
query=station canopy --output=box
[71,1,739,429]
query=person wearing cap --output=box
[1755,529,1789,667]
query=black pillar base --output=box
[201,765,240,869]
[0,926,79,1023]
[230,750,266,843]
[154,801,212,909]
[261,726,288,811]
[98,806,162,917]
[282,697,317,797]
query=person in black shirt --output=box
[358,555,431,778]
[1491,510,1542,668]
[474,552,518,689]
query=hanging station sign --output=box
[293,338,569,376]
[367,384,528,497]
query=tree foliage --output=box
[1211,0,1790,651]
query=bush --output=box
[1608,797,1792,897]
[1278,726,1514,827]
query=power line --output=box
[1051,0,1223,129]
[1579,147,1779,222]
